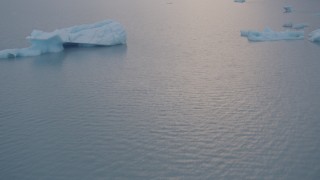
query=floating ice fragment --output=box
[309,29,320,42]
[0,20,127,58]
[234,0,245,3]
[284,6,293,13]
[283,23,308,30]
[292,23,308,30]
[241,28,304,42]
[283,22,293,28]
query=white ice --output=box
[234,0,245,3]
[0,20,126,58]
[309,29,320,42]
[241,28,304,42]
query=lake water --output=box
[1,0,320,179]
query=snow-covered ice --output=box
[309,29,320,42]
[0,20,126,58]
[241,28,304,41]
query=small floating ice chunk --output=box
[284,6,293,13]
[309,29,320,42]
[283,22,293,28]
[0,20,127,58]
[241,28,304,42]
[234,0,245,3]
[292,23,308,30]
[283,23,308,30]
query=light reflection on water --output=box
[1,0,320,179]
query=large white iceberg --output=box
[309,29,320,42]
[0,20,126,58]
[240,28,304,42]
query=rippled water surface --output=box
[1,0,320,179]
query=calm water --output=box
[1,0,320,179]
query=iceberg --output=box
[234,0,245,3]
[0,20,126,58]
[240,28,304,42]
[309,29,320,42]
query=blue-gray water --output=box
[1,0,320,179]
